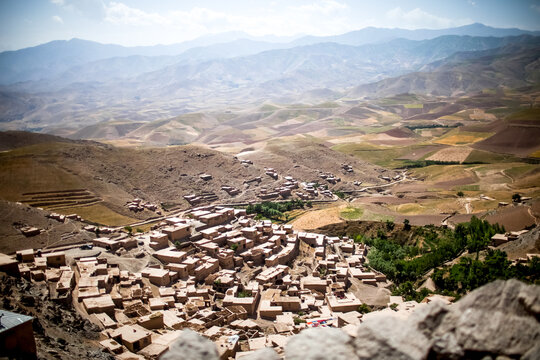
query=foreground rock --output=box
[160,330,219,360]
[162,279,539,359]
[285,328,356,360]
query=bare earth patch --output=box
[291,204,345,230]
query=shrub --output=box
[358,303,372,314]
[237,291,251,298]
[333,190,345,199]
[403,219,411,231]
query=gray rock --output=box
[285,327,355,360]
[240,348,280,360]
[355,312,431,360]
[522,342,540,360]
[432,279,540,358]
[160,329,219,360]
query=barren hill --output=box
[0,132,392,225]
[349,42,540,98]
[0,130,76,151]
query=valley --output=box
[0,16,539,360]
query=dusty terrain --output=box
[0,272,111,360]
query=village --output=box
[1,157,538,360]
[0,197,405,360]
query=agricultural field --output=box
[434,129,493,145]
[425,147,473,163]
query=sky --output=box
[0,0,539,51]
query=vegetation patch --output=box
[246,200,309,222]
[435,130,493,145]
[432,250,540,294]
[404,104,424,109]
[465,149,521,163]
[505,107,540,122]
[359,217,505,300]
[340,207,364,220]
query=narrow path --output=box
[344,173,408,194]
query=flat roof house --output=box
[0,310,36,359]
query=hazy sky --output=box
[1,0,539,51]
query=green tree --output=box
[457,191,464,197]
[334,190,345,199]
[403,219,411,231]
[512,193,521,202]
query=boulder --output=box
[160,329,219,360]
[431,279,540,358]
[285,327,355,360]
[355,311,431,360]
[240,348,280,360]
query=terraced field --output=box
[19,189,102,210]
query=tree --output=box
[124,226,133,235]
[403,219,411,231]
[386,220,395,231]
[334,190,345,199]
[457,191,464,197]
[512,193,521,203]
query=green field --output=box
[404,104,424,109]
[340,207,364,220]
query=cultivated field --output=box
[426,147,473,163]
[435,130,493,145]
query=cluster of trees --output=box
[404,123,462,130]
[245,200,310,221]
[402,160,485,168]
[363,216,505,286]
[333,190,346,199]
[432,250,540,294]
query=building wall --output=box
[0,321,37,359]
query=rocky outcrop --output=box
[285,327,356,360]
[161,280,539,360]
[160,330,219,360]
[431,279,540,359]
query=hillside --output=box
[349,42,540,98]
[0,132,391,226]
[0,130,76,151]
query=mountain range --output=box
[2,23,538,86]
[0,23,539,134]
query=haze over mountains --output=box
[0,23,539,135]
